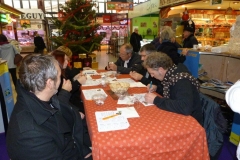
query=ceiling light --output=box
[181,5,185,7]
[202,0,209,3]
[217,7,221,9]
[233,2,239,4]
[170,7,174,10]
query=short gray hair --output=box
[122,43,133,54]
[140,44,156,55]
[19,55,58,93]
[160,26,175,41]
[143,52,173,70]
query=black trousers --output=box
[9,68,17,88]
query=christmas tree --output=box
[50,0,103,55]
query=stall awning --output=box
[0,3,24,17]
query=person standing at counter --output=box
[144,52,202,125]
[157,26,185,64]
[34,31,46,54]
[0,34,20,88]
[182,26,198,48]
[181,20,198,56]
[130,28,143,53]
[105,43,143,74]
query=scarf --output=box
[162,64,200,98]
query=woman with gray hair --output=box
[157,26,185,64]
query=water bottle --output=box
[101,75,106,87]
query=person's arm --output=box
[190,36,198,46]
[70,80,81,93]
[140,76,151,85]
[161,46,181,65]
[12,45,20,54]
[153,79,195,115]
[58,88,72,101]
[130,33,135,46]
[41,37,46,48]
[139,34,143,41]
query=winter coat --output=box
[157,41,185,64]
[7,81,89,160]
[108,52,143,74]
[153,63,203,125]
[183,34,198,48]
[0,43,19,69]
[130,32,142,52]
[200,93,227,158]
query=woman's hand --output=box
[74,73,87,84]
[181,48,189,56]
[129,71,143,81]
[62,79,72,92]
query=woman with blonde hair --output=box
[157,26,185,64]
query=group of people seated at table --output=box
[7,25,222,160]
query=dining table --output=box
[81,71,209,160]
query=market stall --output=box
[16,9,47,53]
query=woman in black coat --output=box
[157,26,185,64]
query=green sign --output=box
[0,14,8,23]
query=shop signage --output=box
[0,14,8,23]
[0,14,12,23]
[159,0,185,8]
[119,19,128,25]
[102,15,111,23]
[128,0,159,18]
[21,13,44,19]
[111,14,118,22]
[117,14,127,21]
[107,2,133,11]
[18,9,45,20]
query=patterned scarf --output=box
[162,64,200,98]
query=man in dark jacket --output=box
[105,43,143,74]
[129,43,162,94]
[181,26,199,56]
[130,28,142,53]
[157,26,185,65]
[182,26,198,48]
[144,52,202,125]
[6,55,92,160]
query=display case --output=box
[17,29,46,53]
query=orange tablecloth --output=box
[82,73,209,160]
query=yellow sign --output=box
[0,61,9,76]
